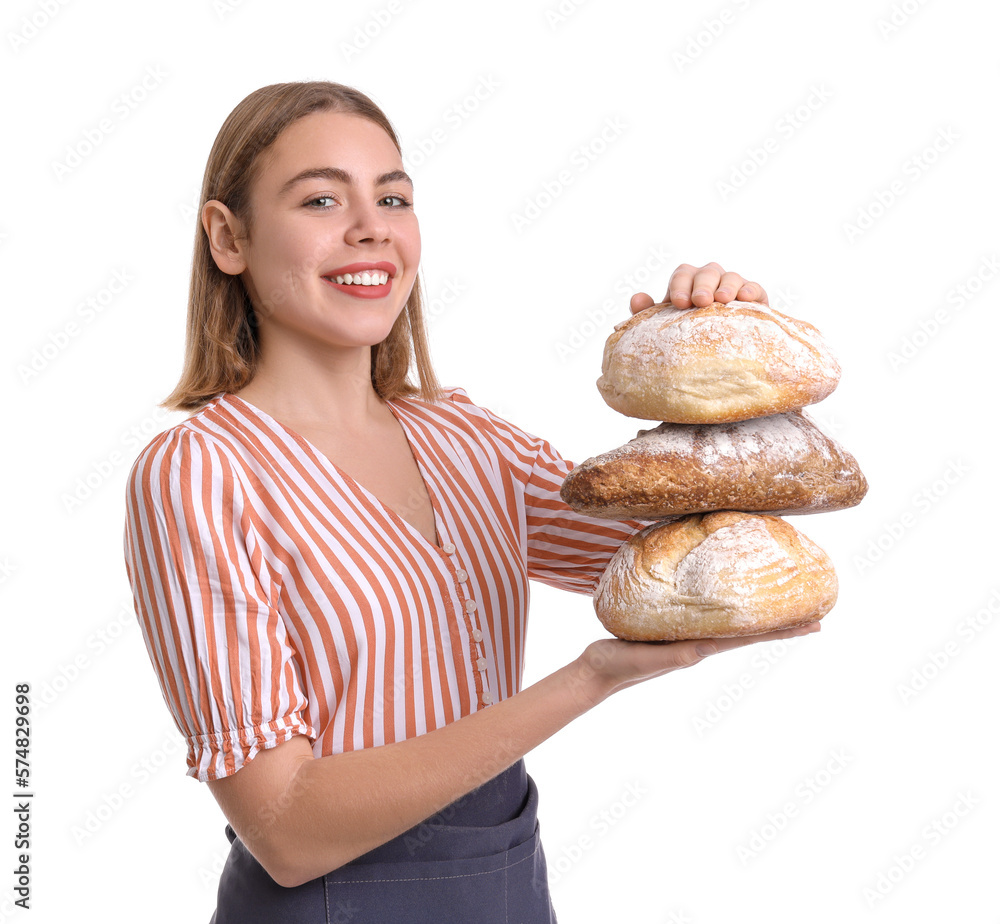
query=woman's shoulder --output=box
[125,395,246,484]
[399,384,515,419]
[396,385,548,462]
[396,385,510,434]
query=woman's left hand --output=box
[629,261,769,314]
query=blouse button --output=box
[442,542,456,554]
[476,657,487,672]
[465,599,477,614]
[471,628,483,643]
[456,569,468,582]
[481,690,493,705]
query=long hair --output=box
[161,81,443,412]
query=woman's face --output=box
[234,110,420,352]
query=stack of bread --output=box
[560,300,867,641]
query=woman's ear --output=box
[202,200,248,275]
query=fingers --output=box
[688,263,728,307]
[629,291,655,314]
[635,621,822,669]
[656,263,770,310]
[734,279,769,306]
[695,621,822,658]
[664,263,709,308]
[583,620,822,699]
[716,271,754,304]
[665,262,727,308]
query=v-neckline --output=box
[222,392,443,551]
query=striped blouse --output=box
[122,387,651,782]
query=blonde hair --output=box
[162,81,443,413]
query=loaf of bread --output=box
[594,511,837,641]
[596,300,841,423]
[561,410,867,519]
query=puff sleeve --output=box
[445,388,656,595]
[122,426,316,782]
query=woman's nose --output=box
[344,199,390,245]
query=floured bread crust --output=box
[594,512,837,641]
[596,301,841,423]
[560,410,868,518]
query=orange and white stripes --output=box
[123,387,649,782]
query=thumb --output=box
[629,292,654,314]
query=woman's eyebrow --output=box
[278,166,413,198]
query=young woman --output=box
[123,81,821,923]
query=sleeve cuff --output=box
[186,715,318,783]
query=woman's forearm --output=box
[232,625,816,888]
[267,653,609,887]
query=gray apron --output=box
[209,758,557,923]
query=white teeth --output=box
[331,271,389,286]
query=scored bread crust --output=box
[560,410,868,519]
[596,300,841,423]
[594,512,838,641]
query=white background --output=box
[2,0,998,921]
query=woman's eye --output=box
[305,194,411,209]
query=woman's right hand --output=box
[574,621,822,707]
[629,261,769,313]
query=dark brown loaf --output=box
[594,511,837,641]
[596,300,841,423]
[560,410,868,519]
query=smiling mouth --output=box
[320,274,393,299]
[326,270,390,286]
[321,260,397,298]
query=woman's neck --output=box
[232,345,388,435]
